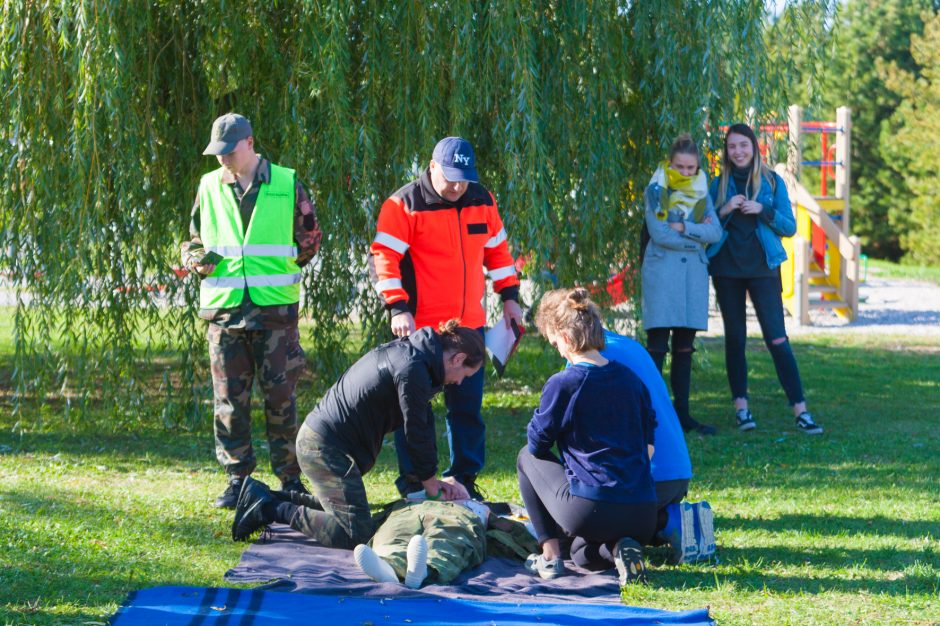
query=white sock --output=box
[404,535,428,589]
[354,544,399,584]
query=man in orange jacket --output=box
[369,137,523,500]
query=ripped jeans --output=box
[712,274,805,406]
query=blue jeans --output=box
[395,328,486,493]
[712,275,805,406]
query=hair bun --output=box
[567,287,591,311]
[438,318,461,335]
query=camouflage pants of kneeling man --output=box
[287,423,374,549]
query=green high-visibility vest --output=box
[198,162,301,309]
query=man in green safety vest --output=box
[181,113,323,509]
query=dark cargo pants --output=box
[208,323,304,480]
[290,424,374,548]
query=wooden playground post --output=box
[793,235,810,325]
[845,235,861,315]
[788,105,802,180]
[836,106,852,234]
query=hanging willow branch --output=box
[0,0,834,429]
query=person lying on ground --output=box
[353,498,538,588]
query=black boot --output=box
[214,475,245,509]
[271,487,322,509]
[232,476,276,541]
[647,349,666,374]
[671,351,716,435]
[458,475,487,502]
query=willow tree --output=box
[0,0,831,427]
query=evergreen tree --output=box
[824,0,938,259]
[881,10,940,265]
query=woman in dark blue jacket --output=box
[517,288,657,585]
[708,123,823,435]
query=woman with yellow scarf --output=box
[640,134,722,435]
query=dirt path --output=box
[705,272,940,338]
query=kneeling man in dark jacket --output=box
[232,320,485,548]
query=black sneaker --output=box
[795,412,823,435]
[682,418,717,436]
[614,537,647,585]
[280,475,309,495]
[735,409,756,432]
[459,476,487,502]
[232,476,276,542]
[214,476,245,509]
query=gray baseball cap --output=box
[203,113,253,155]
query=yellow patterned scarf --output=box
[649,162,708,222]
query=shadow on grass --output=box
[0,429,214,470]
[720,513,938,541]
[0,580,107,625]
[650,545,939,596]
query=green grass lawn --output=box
[867,258,940,286]
[1,314,938,625]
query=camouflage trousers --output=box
[371,500,486,584]
[289,424,374,548]
[208,323,305,480]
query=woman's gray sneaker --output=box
[524,553,565,580]
[795,412,823,435]
[736,408,756,431]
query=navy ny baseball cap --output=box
[203,113,253,155]
[432,136,479,183]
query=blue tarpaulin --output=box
[110,586,714,626]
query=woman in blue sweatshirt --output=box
[517,288,658,585]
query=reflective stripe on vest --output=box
[204,274,302,289]
[206,244,299,257]
[198,163,301,309]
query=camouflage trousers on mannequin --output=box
[371,500,486,584]
[208,323,305,480]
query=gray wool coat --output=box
[641,184,723,331]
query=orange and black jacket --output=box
[369,169,520,330]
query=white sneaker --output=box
[692,501,716,559]
[661,502,699,564]
[354,544,398,584]
[404,535,428,589]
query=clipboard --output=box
[485,319,525,377]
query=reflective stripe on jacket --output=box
[369,170,519,329]
[198,163,301,309]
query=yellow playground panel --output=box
[772,106,861,325]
